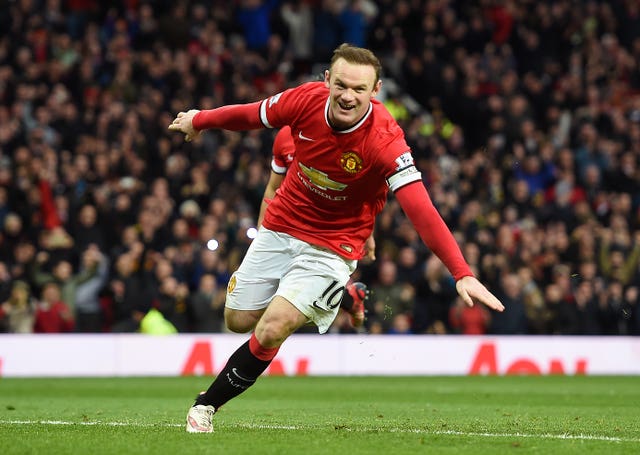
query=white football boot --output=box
[186,404,215,433]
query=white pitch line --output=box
[1,420,638,443]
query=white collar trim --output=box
[324,98,373,133]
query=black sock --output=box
[195,340,272,410]
[340,289,354,312]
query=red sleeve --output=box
[394,182,473,281]
[273,126,295,157]
[60,303,75,332]
[272,126,295,172]
[192,101,264,131]
[39,179,61,230]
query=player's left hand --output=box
[168,109,201,142]
[455,276,504,312]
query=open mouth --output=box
[338,101,355,111]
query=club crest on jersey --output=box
[340,151,363,174]
[340,244,353,253]
[227,275,237,294]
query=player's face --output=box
[325,58,381,129]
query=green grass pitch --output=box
[0,376,638,454]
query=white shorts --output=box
[225,228,357,333]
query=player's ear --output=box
[371,79,382,97]
[324,69,331,88]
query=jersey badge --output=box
[340,244,353,253]
[268,92,283,108]
[227,274,237,294]
[394,152,414,170]
[340,151,363,174]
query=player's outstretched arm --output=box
[169,102,264,140]
[455,276,504,312]
[394,181,504,312]
[168,109,201,142]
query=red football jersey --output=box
[271,126,296,174]
[260,82,422,260]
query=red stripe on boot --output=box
[249,333,280,361]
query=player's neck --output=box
[328,113,366,132]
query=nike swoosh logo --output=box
[312,300,330,311]
[232,368,254,383]
[298,131,315,141]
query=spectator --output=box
[387,312,413,335]
[0,1,639,336]
[561,279,601,335]
[188,273,225,333]
[0,214,30,263]
[600,280,636,335]
[0,261,13,303]
[109,243,154,332]
[413,254,457,333]
[598,226,640,286]
[236,0,280,53]
[517,265,549,334]
[339,0,377,48]
[154,275,190,332]
[29,249,96,313]
[369,260,415,334]
[313,0,343,62]
[72,204,107,254]
[0,280,35,333]
[74,244,109,333]
[280,1,314,77]
[449,296,491,335]
[490,273,528,334]
[543,283,564,334]
[34,281,75,333]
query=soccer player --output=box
[260,126,371,329]
[169,43,505,433]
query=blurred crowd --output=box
[0,0,639,336]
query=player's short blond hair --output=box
[330,43,382,85]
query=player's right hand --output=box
[168,109,201,142]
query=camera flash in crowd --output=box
[246,227,258,239]
[206,239,219,251]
